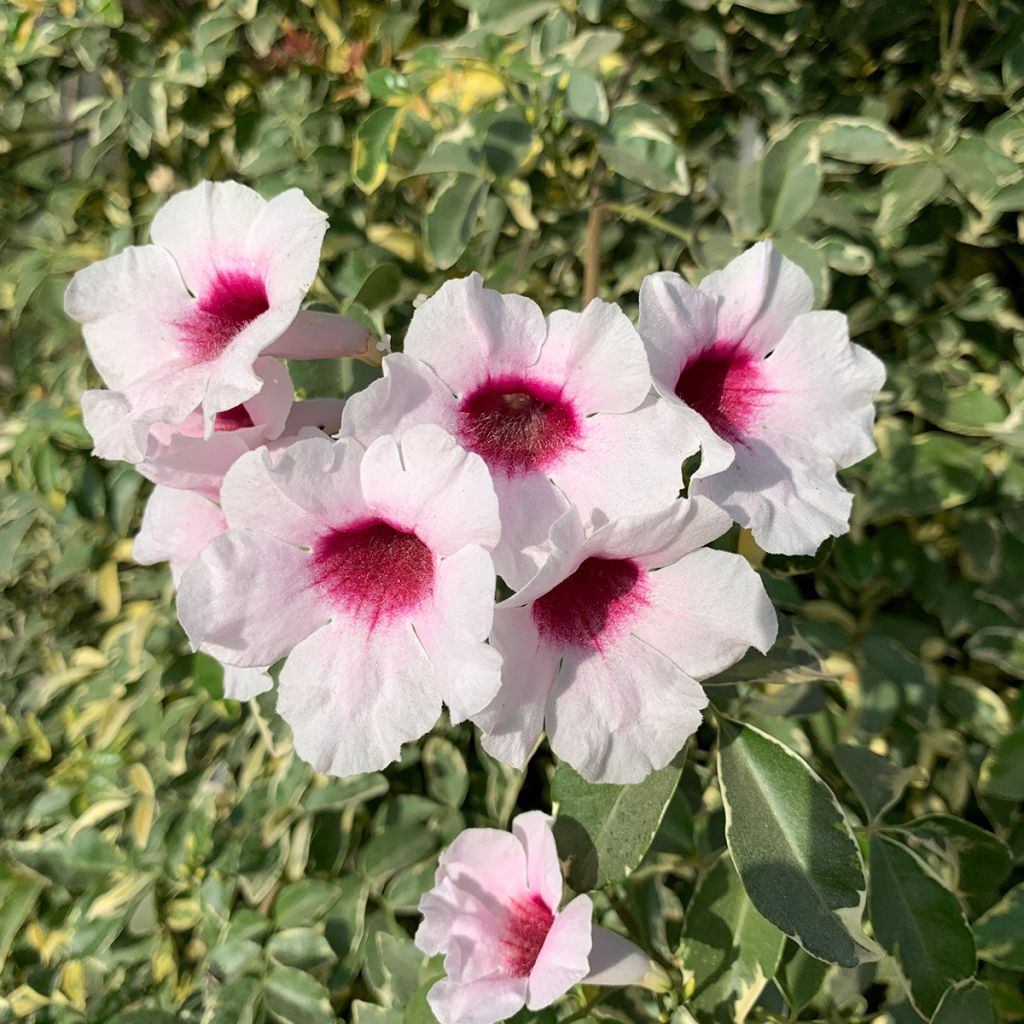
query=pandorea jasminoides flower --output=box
[341,273,696,587]
[65,180,374,463]
[176,425,503,776]
[638,241,885,555]
[416,812,658,1024]
[139,357,343,499]
[473,498,776,784]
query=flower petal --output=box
[133,485,226,584]
[583,495,732,569]
[638,271,719,392]
[690,433,854,555]
[550,397,694,530]
[527,893,593,1010]
[176,529,325,667]
[64,245,194,390]
[759,310,885,467]
[536,299,653,414]
[425,976,527,1024]
[490,472,573,590]
[547,637,707,784]
[150,180,268,296]
[475,606,559,770]
[699,241,814,357]
[512,811,562,912]
[359,426,500,556]
[403,273,547,396]
[635,548,777,679]
[412,546,503,723]
[247,188,327,308]
[219,435,365,542]
[276,621,441,776]
[222,665,273,700]
[341,352,459,445]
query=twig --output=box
[582,201,607,303]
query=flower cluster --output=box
[68,179,883,787]
[68,180,883,1021]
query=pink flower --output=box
[139,356,343,500]
[473,498,776,783]
[175,425,503,776]
[638,241,885,555]
[65,180,374,463]
[341,273,696,587]
[416,812,656,1024]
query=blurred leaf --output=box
[353,107,404,194]
[833,743,913,821]
[762,120,821,231]
[680,854,786,1024]
[868,834,976,1017]
[264,966,335,1024]
[424,174,490,270]
[974,882,1024,971]
[931,979,996,1024]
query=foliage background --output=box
[1,0,1023,1022]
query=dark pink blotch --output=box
[500,893,555,978]
[457,376,580,477]
[176,267,270,363]
[310,519,434,627]
[675,341,773,444]
[213,404,256,431]
[532,556,648,651]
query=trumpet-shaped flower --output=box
[175,425,503,776]
[473,498,777,784]
[139,356,343,499]
[416,811,656,1024]
[66,180,374,463]
[638,241,885,555]
[342,274,696,587]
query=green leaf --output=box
[680,854,786,1024]
[968,630,1024,682]
[833,743,913,821]
[818,117,921,163]
[762,120,822,231]
[775,940,829,1017]
[265,928,335,970]
[273,880,343,930]
[551,752,684,891]
[566,69,609,124]
[422,737,469,809]
[931,979,996,1024]
[0,872,44,969]
[974,881,1024,971]
[868,834,976,1017]
[264,966,335,1024]
[716,718,876,967]
[978,725,1024,801]
[598,103,689,195]
[900,815,1012,899]
[875,163,946,235]
[424,175,490,270]
[353,107,403,194]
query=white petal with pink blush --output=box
[67,180,369,464]
[473,498,777,784]
[415,812,655,1024]
[341,273,697,588]
[175,425,503,776]
[638,241,885,556]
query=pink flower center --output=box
[675,341,771,444]
[458,377,580,477]
[213,404,256,431]
[500,893,555,978]
[532,557,647,651]
[310,519,434,627]
[176,267,270,363]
